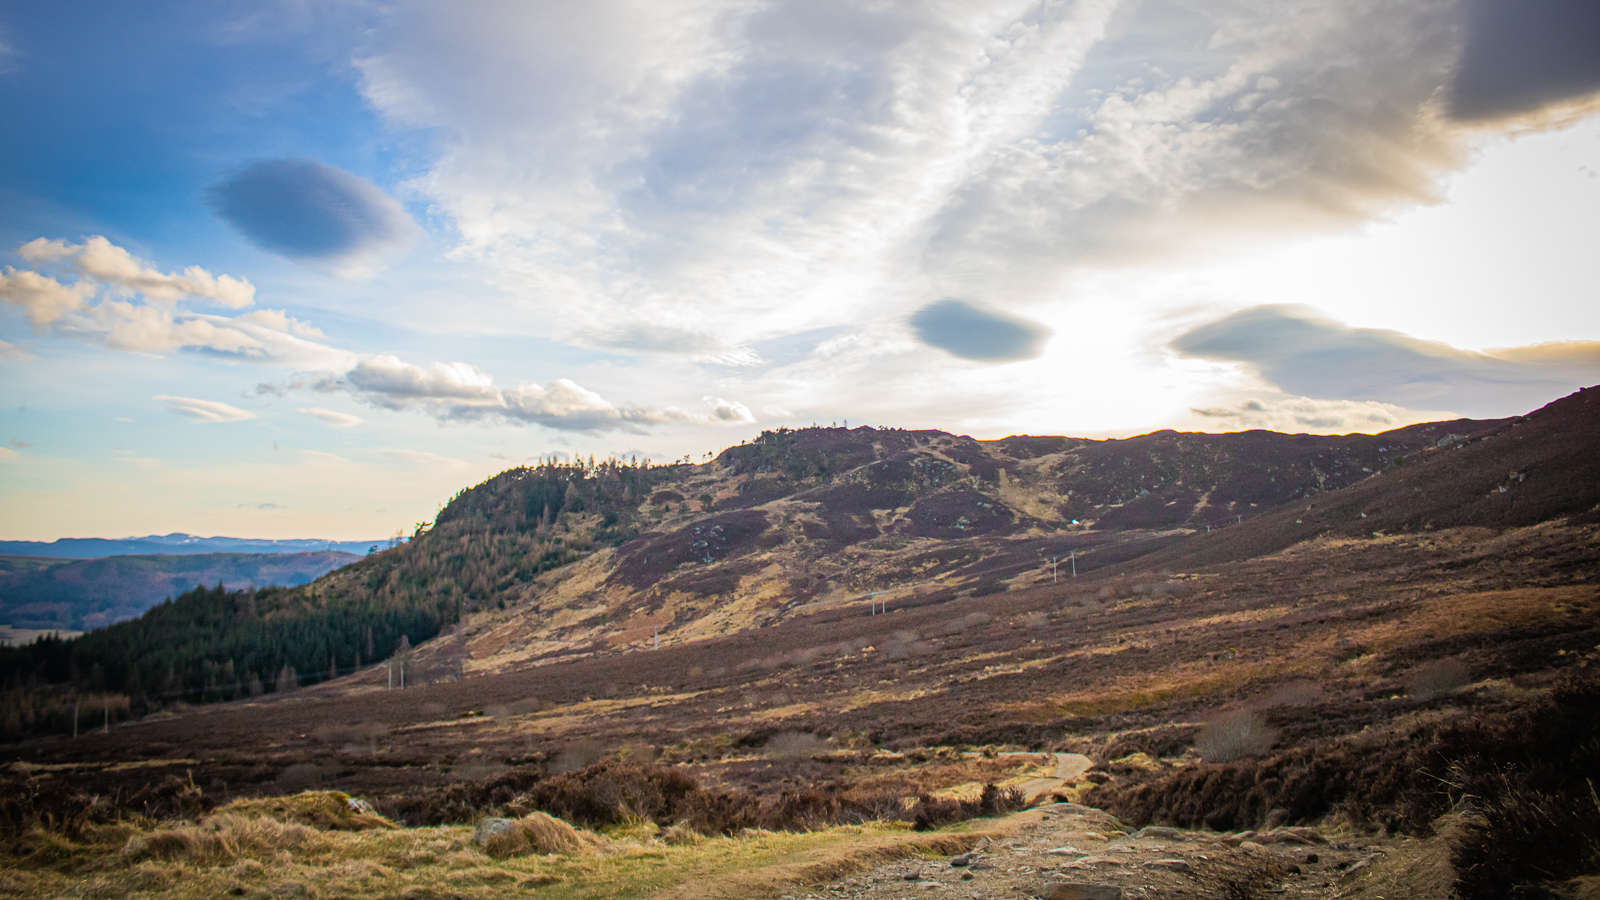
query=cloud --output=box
[1187,395,1443,434]
[377,449,469,468]
[270,351,759,434]
[1171,305,1600,417]
[239,502,286,510]
[298,407,364,428]
[344,355,501,408]
[908,299,1050,362]
[3,237,348,367]
[701,396,754,423]
[1448,0,1600,120]
[208,159,417,275]
[0,447,16,460]
[349,0,1581,357]
[584,325,762,366]
[154,395,258,423]
[0,338,33,360]
[19,236,255,307]
[0,267,96,325]
[9,439,32,448]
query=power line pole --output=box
[1071,551,1077,578]
[1049,556,1059,583]
[654,625,661,650]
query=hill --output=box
[0,550,363,631]
[2,387,1598,898]
[385,410,1521,670]
[0,534,383,559]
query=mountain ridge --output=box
[0,550,364,631]
[0,534,385,559]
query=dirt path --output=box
[1002,752,1094,802]
[770,803,1442,900]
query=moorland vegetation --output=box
[2,387,1598,898]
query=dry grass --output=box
[10,812,966,900]
[121,813,317,864]
[479,811,590,858]
[225,791,399,831]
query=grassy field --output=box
[1,790,995,900]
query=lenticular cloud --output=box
[209,159,417,276]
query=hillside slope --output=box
[368,407,1522,673]
[1140,385,1600,570]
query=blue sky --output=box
[2,0,1598,541]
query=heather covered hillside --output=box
[5,388,1596,740]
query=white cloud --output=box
[699,395,754,423]
[0,267,95,325]
[3,237,352,368]
[20,236,255,307]
[0,446,17,460]
[0,337,32,360]
[154,395,258,423]
[345,354,501,408]
[299,407,364,428]
[377,448,469,468]
[267,350,761,434]
[1182,395,1452,435]
[351,0,1540,361]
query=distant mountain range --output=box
[0,533,386,559]
[0,550,363,631]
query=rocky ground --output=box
[785,802,1434,900]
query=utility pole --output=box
[388,661,392,690]
[1071,551,1077,578]
[103,701,109,734]
[1049,556,1059,583]
[654,625,661,650]
[867,590,888,615]
[72,701,78,738]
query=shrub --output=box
[1405,658,1470,700]
[514,762,726,832]
[910,784,1028,831]
[1195,709,1278,763]
[1086,675,1600,898]
[551,739,608,774]
[764,732,827,760]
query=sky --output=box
[2,0,1598,542]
